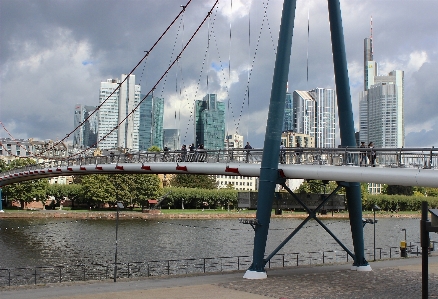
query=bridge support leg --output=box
[328,0,370,270]
[0,188,3,212]
[244,0,297,279]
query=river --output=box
[0,216,434,269]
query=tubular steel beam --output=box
[243,0,297,279]
[327,0,369,270]
[264,183,355,263]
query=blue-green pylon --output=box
[246,0,297,274]
[328,0,368,268]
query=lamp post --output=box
[0,188,4,213]
[373,205,380,261]
[401,228,407,242]
[114,202,124,282]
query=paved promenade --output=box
[1,256,437,299]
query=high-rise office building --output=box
[73,104,98,149]
[163,129,180,150]
[292,88,336,148]
[359,26,404,148]
[138,94,164,150]
[97,75,141,151]
[282,92,294,132]
[194,94,225,150]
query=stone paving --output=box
[1,257,438,299]
[218,267,438,298]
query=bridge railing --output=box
[2,147,437,176]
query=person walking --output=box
[359,141,367,166]
[244,142,252,163]
[295,142,302,164]
[279,142,286,164]
[181,144,187,162]
[368,142,376,167]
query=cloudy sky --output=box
[1,0,437,148]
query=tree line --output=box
[1,158,437,211]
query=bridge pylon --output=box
[244,0,369,279]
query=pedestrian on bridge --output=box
[359,141,367,166]
[368,142,376,167]
[244,142,252,163]
[280,142,286,164]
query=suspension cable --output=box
[38,1,193,157]
[73,0,220,158]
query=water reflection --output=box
[0,217,433,269]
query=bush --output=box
[363,194,438,211]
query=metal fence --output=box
[3,244,430,287]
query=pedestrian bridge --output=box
[1,147,437,188]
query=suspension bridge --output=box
[1,147,437,188]
[1,0,437,282]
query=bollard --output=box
[400,240,408,258]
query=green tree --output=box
[1,158,49,209]
[131,174,162,208]
[64,184,83,208]
[47,183,68,208]
[296,180,340,194]
[170,174,217,189]
[107,174,162,208]
[148,145,161,152]
[81,174,116,208]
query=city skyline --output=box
[1,1,437,148]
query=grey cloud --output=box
[1,0,437,149]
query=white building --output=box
[216,175,258,191]
[224,133,243,149]
[293,88,336,148]
[97,74,141,151]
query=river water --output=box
[0,216,434,269]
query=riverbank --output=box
[0,209,421,220]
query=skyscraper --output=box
[282,92,294,132]
[97,74,141,151]
[194,94,225,150]
[138,94,164,150]
[359,25,404,148]
[292,88,336,148]
[163,129,180,150]
[73,104,98,149]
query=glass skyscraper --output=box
[359,34,404,148]
[282,92,294,132]
[73,104,98,149]
[138,94,164,150]
[163,129,180,150]
[194,94,225,150]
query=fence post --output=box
[34,268,37,285]
[59,267,62,283]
